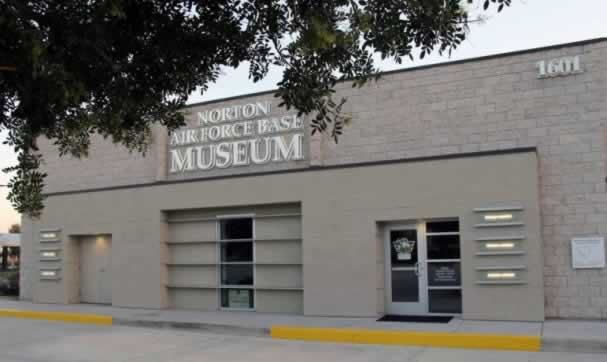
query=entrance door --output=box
[384,223,427,315]
[80,236,112,304]
[385,220,462,315]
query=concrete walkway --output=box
[5,318,604,362]
[1,299,606,353]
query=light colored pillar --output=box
[308,123,324,167]
[19,216,34,301]
[154,125,168,181]
[159,216,169,308]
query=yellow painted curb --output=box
[0,309,112,326]
[270,326,541,352]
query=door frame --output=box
[78,235,112,305]
[384,222,428,315]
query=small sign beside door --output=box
[571,237,606,269]
[428,262,461,287]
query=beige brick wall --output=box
[319,40,607,319]
[35,39,607,319]
[38,132,159,193]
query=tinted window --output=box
[426,220,459,233]
[220,218,253,240]
[220,242,253,262]
[429,289,462,314]
[391,270,419,302]
[427,235,460,260]
[221,264,253,286]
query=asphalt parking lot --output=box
[0,319,605,362]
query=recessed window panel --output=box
[220,242,253,262]
[221,288,254,309]
[40,232,58,239]
[427,235,460,260]
[40,251,57,258]
[429,289,462,314]
[40,270,57,277]
[480,241,520,252]
[221,264,253,286]
[483,213,513,222]
[220,218,253,240]
[426,220,459,233]
[485,271,518,280]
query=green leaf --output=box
[0,0,511,216]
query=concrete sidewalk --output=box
[0,299,606,353]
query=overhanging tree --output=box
[8,223,19,233]
[0,0,510,217]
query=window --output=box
[1,246,20,271]
[220,218,253,240]
[426,221,459,233]
[218,217,254,309]
[426,220,462,314]
[220,242,253,262]
[429,289,462,314]
[427,235,460,260]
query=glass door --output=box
[384,223,427,315]
[385,220,462,316]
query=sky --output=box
[0,0,605,232]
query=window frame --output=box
[424,220,462,314]
[217,214,256,311]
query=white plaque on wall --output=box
[571,237,606,269]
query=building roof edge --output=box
[183,37,607,109]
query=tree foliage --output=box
[8,223,20,233]
[0,0,510,217]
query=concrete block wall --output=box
[320,40,607,319]
[37,132,158,194]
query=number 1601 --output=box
[536,56,583,79]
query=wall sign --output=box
[571,237,606,269]
[428,262,461,287]
[169,101,305,173]
[536,55,583,79]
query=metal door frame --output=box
[384,222,428,315]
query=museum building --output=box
[20,38,607,321]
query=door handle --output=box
[414,262,419,276]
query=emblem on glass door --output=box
[393,238,416,261]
